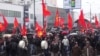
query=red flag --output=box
[86,22,92,29]
[59,17,64,28]
[14,17,19,28]
[12,17,19,34]
[95,15,99,28]
[0,22,5,32]
[54,9,60,27]
[2,15,8,28]
[42,0,50,17]
[78,10,86,29]
[35,21,43,37]
[21,25,27,36]
[67,13,73,30]
[35,22,43,31]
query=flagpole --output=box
[86,2,92,23]
[23,1,25,26]
[43,12,45,29]
[23,1,27,26]
[42,0,45,29]
[33,0,36,33]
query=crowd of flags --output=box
[0,0,100,37]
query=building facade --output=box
[0,2,23,24]
[0,0,70,28]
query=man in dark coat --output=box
[82,41,94,56]
[71,42,81,56]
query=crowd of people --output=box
[0,28,100,56]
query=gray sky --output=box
[82,0,100,13]
[70,0,100,21]
[57,0,100,13]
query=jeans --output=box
[29,44,35,55]
[62,46,70,56]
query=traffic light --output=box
[71,0,75,7]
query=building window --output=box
[8,10,14,17]
[0,9,21,18]
[17,11,21,17]
[0,9,8,16]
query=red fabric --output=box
[42,0,50,36]
[35,21,43,37]
[3,15,8,28]
[95,15,99,28]
[42,0,50,17]
[14,17,19,28]
[59,18,64,28]
[43,29,46,37]
[21,25,27,36]
[78,10,86,29]
[54,9,60,27]
[67,13,73,30]
[35,22,43,31]
[12,17,19,34]
[62,31,67,35]
[25,18,29,22]
[86,22,92,29]
[0,22,5,32]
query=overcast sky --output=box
[73,0,100,21]
[77,0,100,13]
[56,0,100,13]
[82,0,100,13]
[53,0,100,21]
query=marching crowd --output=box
[0,29,100,56]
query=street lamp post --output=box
[86,2,92,23]
[89,3,92,23]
